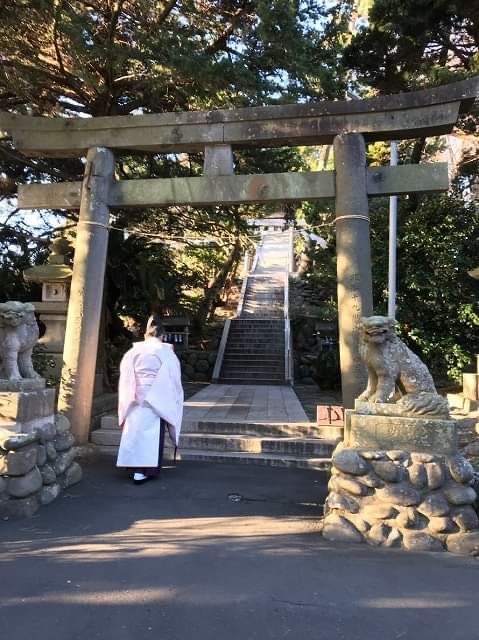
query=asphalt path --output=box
[1,456,478,640]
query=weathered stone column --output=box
[334,133,373,409]
[204,144,234,176]
[57,147,114,444]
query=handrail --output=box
[284,318,294,385]
[284,270,293,384]
[236,274,249,318]
[251,234,263,273]
[212,318,231,382]
[288,226,295,274]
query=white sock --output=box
[133,472,147,481]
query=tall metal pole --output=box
[388,141,398,319]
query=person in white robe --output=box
[116,314,184,484]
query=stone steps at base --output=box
[195,420,334,438]
[228,333,283,337]
[221,365,284,375]
[220,356,284,363]
[94,445,331,471]
[91,425,335,457]
[229,319,284,324]
[218,377,286,385]
[98,415,336,440]
[225,342,285,348]
[224,349,284,355]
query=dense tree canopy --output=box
[0,0,347,330]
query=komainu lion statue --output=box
[357,316,448,417]
[0,301,41,380]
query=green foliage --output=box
[0,0,348,339]
[344,0,479,91]
[369,189,479,381]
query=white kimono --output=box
[116,338,184,468]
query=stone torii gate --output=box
[1,77,477,444]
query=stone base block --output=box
[0,388,55,433]
[0,412,82,520]
[322,444,479,556]
[0,378,45,392]
[345,404,457,455]
[463,373,479,402]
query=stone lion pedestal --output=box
[0,378,56,433]
[322,401,479,556]
[0,301,82,519]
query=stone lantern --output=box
[23,236,73,379]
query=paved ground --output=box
[1,456,479,640]
[184,384,309,424]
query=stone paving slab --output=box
[183,384,309,425]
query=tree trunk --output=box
[195,235,242,332]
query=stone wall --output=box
[0,414,82,519]
[323,445,479,556]
[290,279,326,314]
[179,350,217,382]
[291,317,339,387]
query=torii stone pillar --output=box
[57,147,114,443]
[334,133,373,409]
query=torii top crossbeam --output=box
[0,77,478,157]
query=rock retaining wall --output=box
[179,350,217,382]
[323,445,479,556]
[0,414,82,519]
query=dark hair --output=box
[145,314,165,338]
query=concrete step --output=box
[222,351,284,356]
[221,369,285,379]
[193,434,333,456]
[100,414,120,430]
[94,445,331,471]
[221,367,284,376]
[195,420,324,438]
[224,348,284,354]
[162,433,334,456]
[226,337,285,344]
[91,429,121,446]
[229,327,284,333]
[240,313,284,318]
[164,450,332,471]
[221,360,284,368]
[224,350,284,358]
[96,415,337,441]
[228,335,284,340]
[221,351,284,364]
[218,377,286,385]
[230,319,284,324]
[225,346,284,352]
[230,320,283,325]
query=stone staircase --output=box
[219,318,285,385]
[91,413,334,470]
[91,230,336,469]
[241,276,284,318]
[216,229,290,384]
